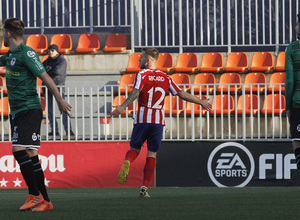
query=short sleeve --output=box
[22,49,46,77]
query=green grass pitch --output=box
[0,187,299,220]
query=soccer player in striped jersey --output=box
[285,14,300,170]
[111,48,212,197]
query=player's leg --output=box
[290,108,300,170]
[118,123,148,184]
[140,124,163,198]
[11,110,44,210]
[26,149,53,211]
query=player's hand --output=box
[58,99,72,117]
[200,98,212,111]
[111,105,125,117]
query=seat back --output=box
[50,34,72,53]
[250,52,274,71]
[75,33,100,53]
[156,53,174,73]
[199,52,223,72]
[185,95,208,115]
[170,73,190,92]
[0,39,9,54]
[275,52,285,71]
[40,96,47,115]
[26,34,48,54]
[193,73,216,94]
[119,74,135,94]
[0,96,9,116]
[36,77,43,95]
[112,95,134,115]
[225,52,248,72]
[244,72,266,93]
[126,53,142,73]
[217,73,241,93]
[0,75,7,95]
[267,72,285,93]
[174,53,198,73]
[261,94,286,114]
[164,95,184,115]
[103,33,127,52]
[210,94,234,115]
[237,94,259,115]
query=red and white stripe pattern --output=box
[133,69,181,125]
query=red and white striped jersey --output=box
[133,69,181,125]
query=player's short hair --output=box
[3,18,25,39]
[142,48,159,61]
[298,14,300,24]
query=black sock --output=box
[13,150,39,196]
[30,155,50,202]
[295,148,300,170]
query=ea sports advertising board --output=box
[156,141,300,187]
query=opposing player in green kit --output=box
[0,18,72,211]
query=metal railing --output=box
[0,83,288,142]
[0,0,299,52]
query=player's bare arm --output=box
[111,88,140,117]
[177,90,212,111]
[39,72,72,117]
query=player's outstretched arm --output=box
[111,88,140,117]
[39,72,72,117]
[177,90,212,111]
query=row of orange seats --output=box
[118,72,285,94]
[0,33,128,54]
[126,51,285,73]
[112,93,286,116]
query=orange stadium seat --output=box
[103,33,127,52]
[0,96,9,116]
[174,53,198,73]
[40,96,47,115]
[164,95,184,115]
[261,94,286,114]
[217,73,241,93]
[26,34,48,54]
[193,73,216,94]
[50,34,73,54]
[0,40,9,54]
[112,95,134,115]
[41,55,49,63]
[156,53,174,73]
[170,73,190,92]
[126,53,142,73]
[0,66,6,76]
[199,52,223,72]
[210,94,234,115]
[274,52,285,72]
[224,52,248,72]
[267,72,285,93]
[75,33,100,53]
[244,72,266,93]
[0,76,7,95]
[250,52,274,72]
[185,95,208,115]
[37,77,43,95]
[236,94,259,115]
[119,74,135,94]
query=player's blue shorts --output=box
[130,123,164,152]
